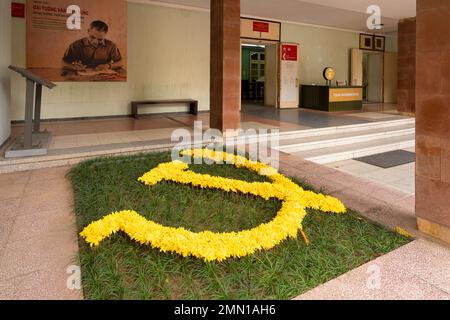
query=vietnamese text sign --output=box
[329,88,363,102]
[27,0,127,82]
[12,2,26,18]
[253,21,269,33]
[241,18,280,41]
[281,44,298,61]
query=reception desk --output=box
[301,85,363,112]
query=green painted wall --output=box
[242,47,250,81]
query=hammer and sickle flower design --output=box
[80,149,346,262]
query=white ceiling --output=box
[299,0,416,20]
[135,0,417,33]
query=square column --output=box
[210,0,241,133]
[416,0,450,242]
[397,18,416,116]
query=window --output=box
[249,50,265,82]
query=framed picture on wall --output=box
[26,0,128,82]
[374,36,386,51]
[359,34,374,50]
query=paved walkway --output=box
[0,166,82,300]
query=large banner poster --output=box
[26,0,127,82]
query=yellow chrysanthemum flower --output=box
[80,149,346,262]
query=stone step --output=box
[231,118,415,146]
[275,118,415,141]
[291,133,415,164]
[277,123,414,152]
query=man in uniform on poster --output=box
[62,20,123,73]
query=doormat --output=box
[355,150,416,169]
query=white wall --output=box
[1,0,11,144]
[10,2,372,120]
[281,23,359,85]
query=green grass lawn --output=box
[69,151,409,300]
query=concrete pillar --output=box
[397,18,416,116]
[0,0,12,146]
[416,0,450,243]
[210,0,241,133]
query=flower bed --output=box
[81,149,346,262]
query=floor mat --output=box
[355,150,416,168]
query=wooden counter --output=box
[301,85,363,112]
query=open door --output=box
[367,52,384,103]
[351,48,363,86]
[279,43,299,109]
[384,52,398,103]
[265,43,279,107]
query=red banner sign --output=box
[253,21,269,33]
[11,2,25,18]
[281,44,298,61]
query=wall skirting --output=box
[418,218,450,245]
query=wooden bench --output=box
[131,99,198,119]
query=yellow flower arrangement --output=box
[80,149,346,262]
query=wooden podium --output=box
[5,66,56,158]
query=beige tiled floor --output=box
[361,103,401,115]
[48,128,171,150]
[347,112,403,120]
[45,121,283,152]
[0,166,82,300]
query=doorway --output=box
[351,48,398,113]
[241,41,279,109]
[363,51,384,104]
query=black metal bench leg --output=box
[24,80,35,149]
[190,102,198,115]
[33,84,42,133]
[132,103,138,119]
